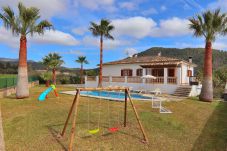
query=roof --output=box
[103,56,197,67]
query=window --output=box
[121,69,132,76]
[152,69,164,77]
[187,70,192,77]
[136,69,143,76]
[168,69,175,77]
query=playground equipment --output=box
[59,87,148,151]
[38,84,58,101]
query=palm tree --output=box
[0,2,53,99]
[42,53,64,85]
[40,72,52,87]
[89,19,115,87]
[75,56,89,84]
[189,9,227,102]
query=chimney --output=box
[188,56,192,63]
[158,52,161,56]
[133,54,138,58]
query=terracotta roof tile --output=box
[103,56,197,67]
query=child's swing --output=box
[87,91,101,135]
[108,90,121,133]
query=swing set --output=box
[60,87,148,151]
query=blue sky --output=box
[0,0,226,69]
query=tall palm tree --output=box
[0,2,53,99]
[75,56,89,84]
[89,19,115,87]
[189,9,227,102]
[42,53,64,85]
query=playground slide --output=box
[38,87,53,101]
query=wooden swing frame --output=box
[60,87,148,151]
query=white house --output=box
[85,54,201,96]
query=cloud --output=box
[82,36,131,49]
[112,17,157,39]
[111,16,191,39]
[141,8,158,16]
[59,50,84,56]
[72,27,88,35]
[0,0,66,18]
[119,2,136,11]
[208,0,227,11]
[73,0,116,12]
[30,30,80,46]
[124,48,138,57]
[0,26,79,47]
[150,17,192,37]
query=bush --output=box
[56,74,81,84]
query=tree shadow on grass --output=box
[47,126,67,151]
[191,102,227,151]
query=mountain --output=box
[137,47,227,71]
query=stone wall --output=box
[0,81,39,98]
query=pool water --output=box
[80,91,152,101]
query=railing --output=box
[127,77,143,83]
[86,76,178,85]
[145,77,164,84]
[87,76,96,81]
[167,77,177,84]
[112,76,125,82]
[102,76,110,82]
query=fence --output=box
[0,76,39,89]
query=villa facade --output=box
[85,54,200,95]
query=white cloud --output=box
[72,27,88,35]
[59,50,84,55]
[0,0,66,18]
[82,36,131,49]
[112,17,157,39]
[73,0,116,12]
[141,8,158,16]
[111,16,191,39]
[208,0,227,11]
[0,26,80,47]
[119,2,136,10]
[150,17,191,37]
[124,48,138,57]
[30,30,80,46]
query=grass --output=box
[0,74,16,78]
[1,86,227,151]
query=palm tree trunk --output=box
[80,63,83,84]
[98,35,103,87]
[52,68,56,85]
[199,41,213,102]
[16,35,29,99]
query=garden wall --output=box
[0,81,39,98]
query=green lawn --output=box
[0,74,16,78]
[1,86,227,151]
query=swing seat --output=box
[88,128,100,134]
[108,127,119,133]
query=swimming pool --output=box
[80,91,153,101]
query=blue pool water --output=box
[80,91,152,101]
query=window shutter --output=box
[121,70,123,76]
[129,70,132,76]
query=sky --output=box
[0,0,227,69]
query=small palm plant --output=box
[0,2,53,98]
[40,72,52,87]
[189,9,227,102]
[42,53,64,85]
[75,56,89,84]
[89,19,115,87]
